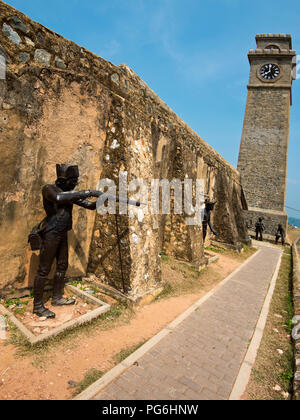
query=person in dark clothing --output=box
[32,164,100,319]
[275,224,285,245]
[202,200,218,242]
[255,217,265,241]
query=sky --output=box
[4,0,300,218]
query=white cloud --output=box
[145,0,242,86]
[287,178,298,185]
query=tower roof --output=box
[255,34,292,49]
[248,34,295,57]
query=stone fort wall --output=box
[0,1,248,297]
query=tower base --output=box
[245,207,288,237]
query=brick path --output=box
[93,243,282,401]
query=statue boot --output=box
[52,272,76,306]
[33,275,56,318]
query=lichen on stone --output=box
[34,49,51,67]
[2,23,21,45]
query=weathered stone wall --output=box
[238,87,290,212]
[0,1,248,297]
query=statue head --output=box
[205,200,216,211]
[55,164,79,191]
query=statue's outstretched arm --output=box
[43,185,98,205]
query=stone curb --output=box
[292,236,300,400]
[0,285,110,345]
[229,248,283,400]
[74,248,262,400]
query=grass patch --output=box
[160,258,221,299]
[72,340,146,397]
[206,245,256,261]
[229,246,257,262]
[113,341,147,365]
[67,279,83,287]
[67,280,101,295]
[3,298,22,308]
[243,249,294,400]
[1,297,30,318]
[205,246,225,254]
[154,284,174,301]
[14,308,27,316]
[73,368,104,396]
[160,252,171,262]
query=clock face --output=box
[260,63,280,80]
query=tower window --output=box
[265,44,280,51]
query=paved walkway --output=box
[83,243,283,401]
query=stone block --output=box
[34,49,51,66]
[55,56,66,69]
[18,52,30,63]
[9,15,30,34]
[2,23,21,45]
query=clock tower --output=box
[238,34,297,237]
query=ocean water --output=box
[289,217,300,227]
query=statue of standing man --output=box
[202,200,218,242]
[275,224,285,245]
[29,165,101,319]
[255,217,265,241]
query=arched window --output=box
[265,44,280,52]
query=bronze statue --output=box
[29,164,142,319]
[275,224,285,245]
[255,217,264,241]
[202,200,218,241]
[29,164,105,318]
